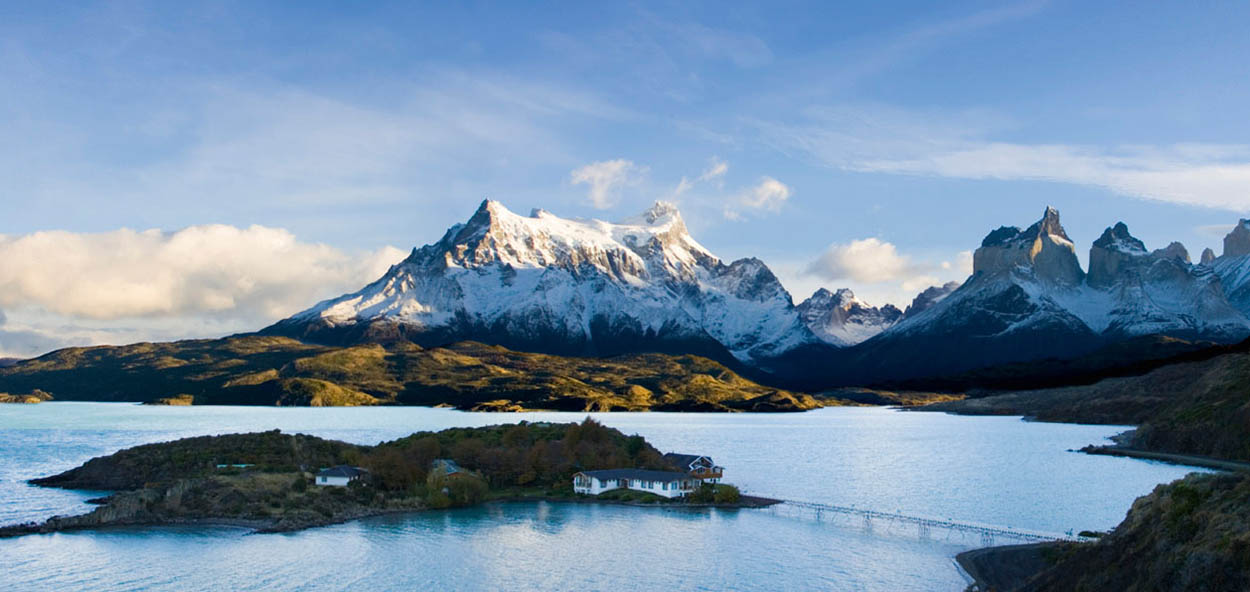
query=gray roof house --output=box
[315,465,368,487]
[663,453,724,482]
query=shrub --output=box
[713,484,741,504]
[687,483,715,503]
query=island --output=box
[0,419,774,538]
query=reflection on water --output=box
[0,403,1208,591]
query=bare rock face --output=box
[972,207,1084,285]
[902,282,961,318]
[1223,220,1250,258]
[1088,222,1148,289]
[1201,248,1217,266]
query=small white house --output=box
[573,469,701,499]
[315,465,368,487]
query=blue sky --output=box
[3,1,1250,356]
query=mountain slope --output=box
[819,208,1250,386]
[264,200,818,369]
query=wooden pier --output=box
[773,499,1081,544]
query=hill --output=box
[0,336,824,412]
[923,338,1250,462]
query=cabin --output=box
[431,458,463,477]
[315,465,368,487]
[663,453,724,483]
[572,469,701,499]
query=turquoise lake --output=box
[0,403,1207,591]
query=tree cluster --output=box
[361,418,665,497]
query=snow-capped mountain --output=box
[833,208,1250,384]
[265,200,820,367]
[796,288,902,346]
[1085,223,1246,340]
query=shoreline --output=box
[0,494,781,539]
[1077,445,1250,472]
[955,542,1066,591]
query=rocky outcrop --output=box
[1087,222,1147,288]
[901,282,960,318]
[1224,219,1250,258]
[973,207,1084,286]
[1020,473,1250,591]
[1201,248,1217,265]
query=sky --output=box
[4,1,1250,357]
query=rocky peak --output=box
[1223,219,1250,258]
[1153,242,1190,263]
[641,201,682,225]
[972,207,1083,285]
[1201,248,1217,266]
[1089,222,1149,288]
[1033,206,1070,242]
[1092,222,1147,254]
[903,282,961,318]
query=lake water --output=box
[0,403,1207,591]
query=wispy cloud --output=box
[758,104,1250,211]
[736,177,791,213]
[570,159,647,209]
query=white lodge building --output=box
[573,469,701,498]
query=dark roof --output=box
[578,469,694,483]
[317,465,367,478]
[663,453,710,468]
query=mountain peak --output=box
[1202,248,1217,265]
[1224,219,1250,258]
[973,207,1082,284]
[1153,241,1190,263]
[1028,206,1072,243]
[641,201,682,224]
[1092,222,1147,254]
[797,287,900,346]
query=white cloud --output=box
[725,177,791,219]
[0,225,404,334]
[570,159,645,209]
[805,238,913,284]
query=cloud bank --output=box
[0,225,404,357]
[758,105,1250,211]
